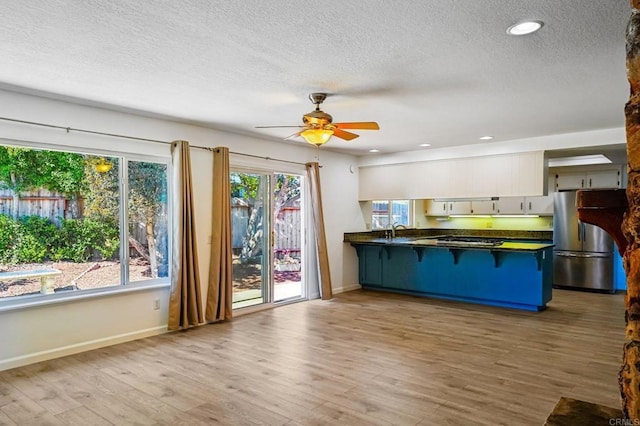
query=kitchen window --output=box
[0,143,170,300]
[372,200,412,230]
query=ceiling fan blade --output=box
[255,125,305,128]
[333,129,360,141]
[335,122,380,130]
[284,131,302,140]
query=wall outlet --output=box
[153,299,160,310]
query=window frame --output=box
[371,199,413,230]
[0,138,172,308]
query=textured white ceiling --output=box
[0,1,629,156]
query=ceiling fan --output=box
[255,93,380,146]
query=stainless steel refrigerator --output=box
[553,191,614,291]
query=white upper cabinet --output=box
[586,170,622,189]
[554,169,621,191]
[471,199,498,214]
[525,195,554,215]
[494,195,554,216]
[358,151,546,200]
[496,197,525,214]
[424,200,449,216]
[447,200,472,215]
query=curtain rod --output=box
[0,116,309,166]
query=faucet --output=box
[389,222,408,239]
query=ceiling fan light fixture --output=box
[301,128,334,146]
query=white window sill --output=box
[0,280,171,313]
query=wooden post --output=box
[621,1,640,419]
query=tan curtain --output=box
[168,140,204,330]
[205,147,233,321]
[306,162,333,300]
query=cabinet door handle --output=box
[492,202,495,210]
[450,203,453,211]
[581,178,584,188]
[520,202,523,211]
[528,201,532,210]
[589,178,592,187]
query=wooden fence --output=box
[231,203,301,257]
[0,189,76,224]
[274,207,301,258]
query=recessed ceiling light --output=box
[479,136,493,140]
[419,143,431,147]
[369,149,380,153]
[507,20,543,36]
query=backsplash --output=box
[419,216,553,231]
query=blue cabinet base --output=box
[353,244,553,312]
[360,285,548,311]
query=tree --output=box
[82,157,119,225]
[0,147,85,219]
[232,172,300,262]
[128,161,167,278]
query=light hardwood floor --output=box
[0,289,626,425]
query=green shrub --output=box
[0,214,120,264]
[17,216,57,263]
[53,218,119,262]
[0,214,19,264]
[17,233,46,263]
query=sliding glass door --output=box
[273,173,304,302]
[231,171,269,308]
[230,170,305,309]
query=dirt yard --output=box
[2,257,301,298]
[232,256,300,292]
[0,258,152,298]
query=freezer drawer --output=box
[553,251,614,291]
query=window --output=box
[372,200,412,230]
[0,143,169,300]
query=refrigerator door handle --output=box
[556,252,610,259]
[577,222,581,241]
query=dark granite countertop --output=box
[345,229,553,252]
[344,228,553,243]
[348,237,552,252]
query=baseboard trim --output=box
[0,325,168,371]
[333,283,362,294]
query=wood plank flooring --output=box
[0,289,627,425]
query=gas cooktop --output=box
[435,237,504,247]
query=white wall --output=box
[0,89,364,370]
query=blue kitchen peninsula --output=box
[350,236,554,311]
